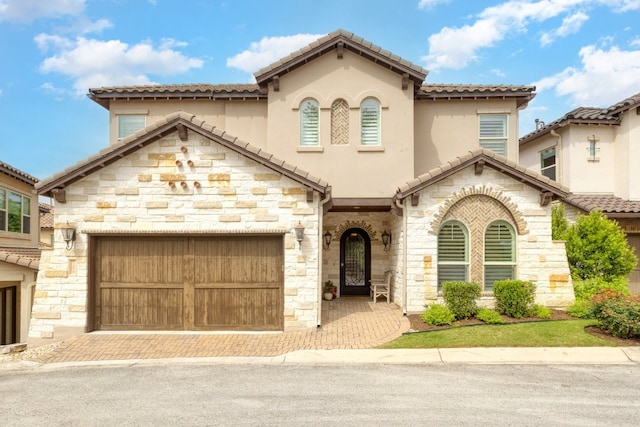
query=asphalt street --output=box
[2,363,639,426]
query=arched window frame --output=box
[360,97,380,146]
[484,220,516,291]
[300,98,320,146]
[437,220,469,291]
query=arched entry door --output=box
[339,228,371,296]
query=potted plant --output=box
[324,280,337,300]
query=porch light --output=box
[381,230,391,251]
[294,221,305,248]
[61,222,76,250]
[323,230,332,250]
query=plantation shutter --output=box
[484,221,515,290]
[360,98,380,145]
[438,222,468,289]
[118,115,146,139]
[479,114,507,155]
[540,148,556,180]
[300,99,320,146]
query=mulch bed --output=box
[407,309,640,346]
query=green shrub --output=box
[476,308,504,324]
[566,299,593,319]
[552,203,569,240]
[493,280,536,318]
[573,277,630,301]
[530,304,551,319]
[421,304,455,326]
[442,281,481,320]
[564,211,637,281]
[590,291,640,339]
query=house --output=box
[29,30,573,339]
[0,161,40,346]
[39,202,54,247]
[519,93,640,293]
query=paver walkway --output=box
[33,298,410,364]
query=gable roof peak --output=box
[254,29,428,88]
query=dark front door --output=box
[339,228,371,296]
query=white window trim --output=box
[299,98,320,147]
[483,220,516,291]
[540,147,557,180]
[437,220,470,291]
[478,114,508,156]
[360,97,381,146]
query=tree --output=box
[551,203,569,240]
[564,211,637,281]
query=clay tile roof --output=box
[0,160,39,185]
[39,203,54,229]
[418,84,536,108]
[395,148,569,200]
[520,92,640,145]
[37,112,331,197]
[0,246,41,270]
[564,194,640,217]
[254,29,428,87]
[88,84,264,108]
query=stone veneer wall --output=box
[322,212,397,297]
[30,132,321,338]
[403,166,574,313]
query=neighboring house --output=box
[520,93,640,293]
[39,202,54,247]
[30,30,573,339]
[0,161,40,346]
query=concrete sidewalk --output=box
[3,347,640,372]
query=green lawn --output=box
[379,320,618,348]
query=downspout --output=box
[550,130,561,182]
[317,189,332,327]
[395,197,408,315]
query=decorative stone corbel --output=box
[337,42,344,59]
[411,193,420,206]
[51,189,66,203]
[539,191,553,206]
[475,160,485,175]
[402,73,409,90]
[176,123,188,141]
[272,75,280,92]
[306,188,314,202]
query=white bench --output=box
[370,271,391,303]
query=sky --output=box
[1,0,640,180]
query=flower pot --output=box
[323,292,334,301]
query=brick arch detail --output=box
[430,187,528,236]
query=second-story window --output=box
[479,114,507,155]
[360,97,380,146]
[300,99,320,146]
[540,148,556,180]
[118,115,146,140]
[0,188,31,234]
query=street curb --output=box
[1,347,638,372]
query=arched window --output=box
[437,221,469,291]
[300,98,319,146]
[484,221,516,290]
[360,97,380,145]
[331,99,349,145]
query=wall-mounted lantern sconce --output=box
[61,222,76,250]
[323,230,332,250]
[381,230,391,251]
[294,221,305,248]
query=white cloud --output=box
[0,0,85,23]
[423,0,600,70]
[37,35,204,96]
[630,37,640,47]
[227,33,325,74]
[417,0,451,9]
[40,82,67,101]
[534,44,640,106]
[540,11,588,46]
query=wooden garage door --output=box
[93,236,283,331]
